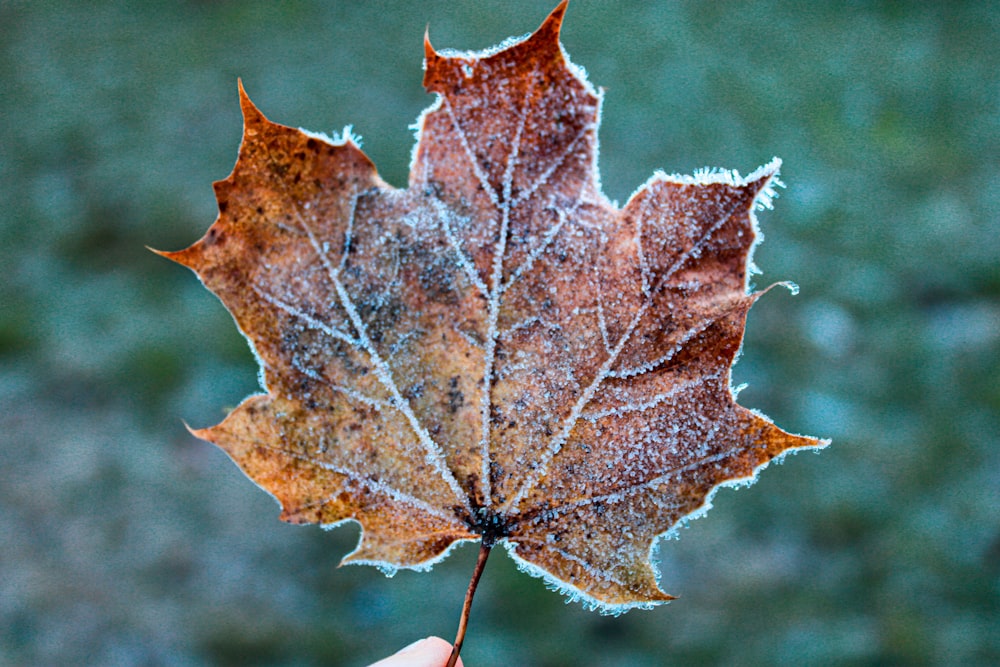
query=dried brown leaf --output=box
[160,2,826,613]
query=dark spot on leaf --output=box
[447,376,464,413]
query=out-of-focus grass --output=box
[1,1,997,665]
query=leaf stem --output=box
[447,541,492,667]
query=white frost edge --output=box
[298,125,363,149]
[501,541,659,616]
[433,30,533,62]
[316,517,478,577]
[551,36,607,205]
[408,96,442,178]
[629,156,783,198]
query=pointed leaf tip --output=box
[148,245,188,268]
[148,244,179,263]
[423,25,435,59]
[516,1,569,66]
[237,79,267,127]
[149,243,200,269]
[422,28,441,90]
[755,156,782,182]
[184,420,216,444]
[526,0,568,49]
[544,0,570,34]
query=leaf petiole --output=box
[447,541,492,667]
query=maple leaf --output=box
[159,2,826,656]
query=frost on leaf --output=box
[160,1,827,612]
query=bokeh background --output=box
[2,1,997,665]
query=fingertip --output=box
[366,636,461,667]
[412,637,461,666]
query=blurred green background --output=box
[2,1,997,665]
